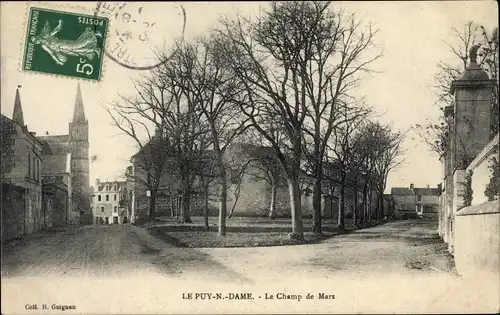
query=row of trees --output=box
[107,1,405,238]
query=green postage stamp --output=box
[22,7,108,81]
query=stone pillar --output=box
[449,169,467,253]
[450,58,495,168]
[130,190,136,224]
[445,47,495,251]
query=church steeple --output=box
[13,86,25,125]
[72,83,87,123]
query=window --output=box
[98,195,101,201]
[28,154,31,178]
[101,206,104,213]
[417,195,422,201]
[98,185,103,191]
[114,194,117,201]
[113,206,117,213]
[106,194,109,201]
[32,156,36,180]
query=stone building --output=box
[1,87,43,241]
[126,136,382,223]
[390,183,439,219]
[37,83,92,224]
[92,179,128,224]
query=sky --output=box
[1,1,498,193]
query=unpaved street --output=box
[2,220,498,314]
[2,220,453,280]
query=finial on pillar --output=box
[469,44,480,65]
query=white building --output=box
[92,179,128,224]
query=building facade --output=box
[126,138,384,223]
[1,88,44,241]
[391,183,439,219]
[92,179,128,224]
[37,83,92,224]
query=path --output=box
[2,220,498,314]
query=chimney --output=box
[45,131,49,135]
[410,183,414,190]
[426,184,430,188]
[438,183,442,192]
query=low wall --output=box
[466,134,499,206]
[454,200,499,278]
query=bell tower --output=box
[69,83,90,220]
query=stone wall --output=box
[454,200,499,278]
[2,183,26,241]
[466,134,499,206]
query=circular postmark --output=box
[94,2,186,70]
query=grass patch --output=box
[149,228,344,248]
[147,219,350,248]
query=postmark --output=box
[94,2,186,70]
[22,7,108,81]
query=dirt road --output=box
[2,220,498,314]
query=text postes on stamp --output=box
[95,2,186,70]
[22,7,108,81]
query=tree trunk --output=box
[203,179,209,231]
[218,174,227,236]
[180,174,192,223]
[368,189,374,222]
[362,186,368,226]
[170,196,175,218]
[353,184,358,229]
[287,175,304,240]
[269,183,277,219]
[330,186,335,222]
[147,190,156,221]
[338,177,346,230]
[312,170,322,234]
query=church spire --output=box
[13,86,25,126]
[72,83,87,123]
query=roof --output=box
[37,135,70,155]
[73,83,87,123]
[391,187,413,195]
[413,188,439,196]
[41,154,69,175]
[391,186,439,196]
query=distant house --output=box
[390,183,440,218]
[92,179,128,224]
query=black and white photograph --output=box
[1,1,499,314]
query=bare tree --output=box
[165,37,250,236]
[243,137,286,219]
[216,1,378,239]
[373,127,406,221]
[106,51,208,223]
[299,5,381,234]
[106,107,169,222]
[327,104,369,229]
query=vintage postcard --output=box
[1,1,499,314]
